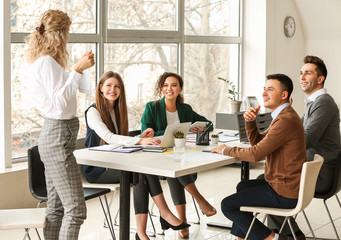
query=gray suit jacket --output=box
[302,93,340,193]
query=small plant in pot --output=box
[211,134,219,145]
[173,131,186,148]
[218,77,242,113]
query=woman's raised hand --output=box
[74,50,95,73]
[190,126,205,133]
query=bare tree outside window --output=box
[10,0,241,160]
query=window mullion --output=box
[1,0,12,168]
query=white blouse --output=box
[29,55,83,119]
[86,107,141,145]
[166,110,180,125]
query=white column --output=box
[0,0,12,168]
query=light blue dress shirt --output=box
[271,102,290,120]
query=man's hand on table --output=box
[211,144,229,155]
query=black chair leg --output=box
[24,228,32,240]
[287,217,298,240]
[99,195,116,240]
[148,210,156,237]
[335,194,341,208]
[323,199,340,240]
[244,213,259,240]
[302,210,316,240]
[192,196,201,224]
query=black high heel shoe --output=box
[135,233,140,240]
[159,216,191,230]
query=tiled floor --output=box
[1,162,340,239]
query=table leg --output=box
[241,161,250,181]
[119,171,131,240]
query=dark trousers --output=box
[221,179,298,240]
[166,174,194,205]
[133,173,163,214]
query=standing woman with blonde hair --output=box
[25,9,95,240]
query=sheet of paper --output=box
[89,144,123,151]
[219,134,239,142]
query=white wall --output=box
[308,39,341,109]
[243,0,306,115]
[295,0,341,110]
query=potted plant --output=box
[211,134,219,145]
[218,77,242,113]
[173,131,186,148]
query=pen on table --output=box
[216,131,223,135]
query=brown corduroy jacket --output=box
[225,106,307,199]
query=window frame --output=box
[5,0,243,167]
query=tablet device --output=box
[190,121,208,129]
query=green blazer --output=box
[141,97,213,136]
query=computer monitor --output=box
[236,112,249,143]
[236,111,272,143]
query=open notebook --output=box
[89,144,142,153]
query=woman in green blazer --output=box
[141,72,216,238]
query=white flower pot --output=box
[229,100,242,113]
[174,138,186,148]
[211,137,219,145]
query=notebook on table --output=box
[89,144,142,153]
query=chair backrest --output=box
[129,130,141,137]
[334,151,341,195]
[27,146,48,201]
[294,154,324,212]
[315,151,341,199]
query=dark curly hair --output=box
[154,72,184,103]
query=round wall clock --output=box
[284,16,296,38]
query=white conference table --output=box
[74,140,247,240]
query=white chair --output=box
[240,154,324,240]
[302,151,341,240]
[0,208,46,240]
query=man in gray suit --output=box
[268,55,341,240]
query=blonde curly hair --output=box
[25,9,71,69]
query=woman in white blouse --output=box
[83,71,189,240]
[25,10,95,240]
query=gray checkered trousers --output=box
[38,117,86,240]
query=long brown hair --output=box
[25,9,71,69]
[154,72,184,103]
[96,71,128,144]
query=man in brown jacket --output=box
[212,74,307,240]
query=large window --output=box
[9,0,241,162]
